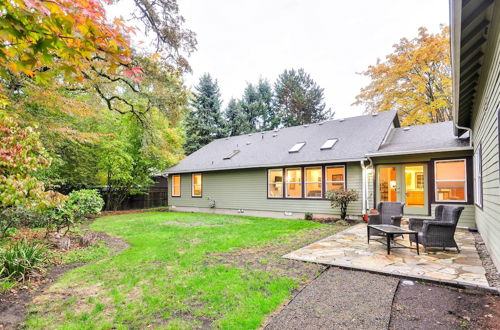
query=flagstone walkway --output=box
[284,224,490,289]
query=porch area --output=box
[284,223,491,289]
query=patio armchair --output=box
[368,202,404,237]
[409,205,463,252]
[408,205,444,232]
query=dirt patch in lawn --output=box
[0,231,128,329]
[390,281,500,329]
[210,225,343,285]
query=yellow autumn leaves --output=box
[355,26,452,126]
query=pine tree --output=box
[240,79,279,131]
[224,98,252,136]
[184,74,226,154]
[274,68,332,127]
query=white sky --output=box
[110,0,450,119]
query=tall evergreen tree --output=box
[224,98,252,136]
[240,79,278,131]
[256,79,280,130]
[274,68,332,127]
[184,74,226,154]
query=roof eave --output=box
[366,146,473,158]
[164,157,368,174]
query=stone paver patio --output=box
[284,224,490,289]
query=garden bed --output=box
[0,228,127,329]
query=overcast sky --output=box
[110,0,449,119]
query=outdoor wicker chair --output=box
[409,205,464,252]
[368,202,404,237]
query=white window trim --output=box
[434,159,467,202]
[268,168,284,198]
[171,175,181,197]
[285,167,302,198]
[191,173,202,197]
[474,145,483,208]
[325,165,346,191]
[304,166,323,199]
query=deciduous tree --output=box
[354,26,451,125]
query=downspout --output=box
[365,156,375,212]
[360,160,373,215]
[360,161,366,215]
[454,123,473,147]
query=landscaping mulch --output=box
[264,267,399,330]
[0,231,128,329]
[390,281,500,329]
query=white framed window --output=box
[434,159,467,202]
[192,173,202,197]
[171,175,181,197]
[268,169,283,198]
[305,167,323,198]
[325,165,345,192]
[474,145,483,207]
[285,168,302,198]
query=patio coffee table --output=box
[367,224,419,255]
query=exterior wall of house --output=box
[370,150,475,228]
[470,4,500,269]
[169,163,364,218]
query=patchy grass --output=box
[53,242,110,265]
[25,212,342,329]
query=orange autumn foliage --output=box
[354,26,452,126]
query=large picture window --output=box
[474,145,483,207]
[192,173,202,197]
[435,159,466,202]
[325,166,345,192]
[268,169,283,198]
[171,175,181,197]
[305,167,322,198]
[285,168,302,198]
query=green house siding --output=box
[471,5,500,269]
[169,163,363,217]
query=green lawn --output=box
[25,212,341,329]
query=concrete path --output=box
[265,267,399,330]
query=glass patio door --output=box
[376,164,428,215]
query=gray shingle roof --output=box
[166,111,399,174]
[369,121,470,156]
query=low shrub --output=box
[67,189,104,217]
[0,239,46,281]
[326,189,359,220]
[49,189,104,234]
[304,212,313,220]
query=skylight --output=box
[320,139,338,150]
[223,150,240,159]
[289,142,306,153]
